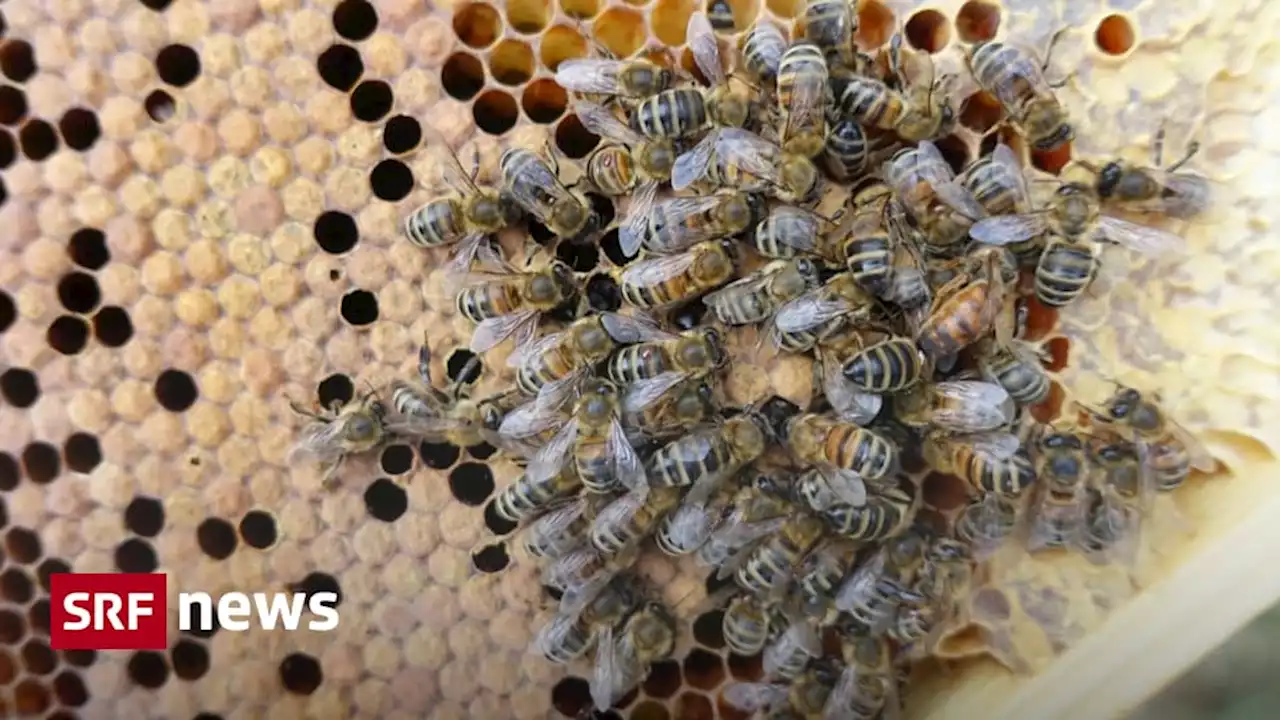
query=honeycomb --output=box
[0,0,1276,717]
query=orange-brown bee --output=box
[914,247,1010,362]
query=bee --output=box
[1025,429,1090,552]
[533,572,644,664]
[965,33,1073,151]
[835,530,929,632]
[499,146,598,240]
[609,325,730,421]
[403,130,522,273]
[722,593,779,656]
[795,541,860,621]
[288,388,389,488]
[645,410,774,505]
[623,377,722,440]
[653,489,727,556]
[771,272,879,354]
[894,380,1016,434]
[955,493,1023,559]
[493,466,584,525]
[739,20,788,88]
[509,312,653,408]
[1077,126,1210,219]
[546,542,642,619]
[384,336,508,447]
[573,98,675,236]
[554,55,675,99]
[824,628,900,720]
[724,659,842,717]
[735,513,827,598]
[840,336,928,393]
[786,413,900,504]
[687,11,759,130]
[673,127,822,205]
[591,601,678,710]
[923,429,1036,498]
[959,142,1034,218]
[615,239,739,311]
[752,205,845,263]
[821,475,919,542]
[455,258,582,353]
[706,0,736,30]
[590,485,684,555]
[969,170,1188,308]
[628,191,768,258]
[775,42,830,158]
[696,485,792,571]
[822,118,899,182]
[832,34,957,143]
[977,338,1052,408]
[802,0,857,72]
[762,616,824,680]
[883,140,986,255]
[704,257,824,327]
[915,245,1010,361]
[1079,436,1156,566]
[1083,385,1214,491]
[523,495,607,559]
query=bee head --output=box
[1094,161,1124,199]
[780,155,821,203]
[1041,431,1083,451]
[1104,387,1143,422]
[550,261,581,300]
[576,378,619,422]
[572,317,614,358]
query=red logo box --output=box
[50,573,169,650]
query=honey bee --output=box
[959,142,1034,217]
[554,55,675,99]
[672,127,822,204]
[645,410,774,505]
[802,0,857,72]
[824,628,901,720]
[914,245,1009,361]
[1080,436,1156,567]
[740,20,788,88]
[454,259,582,353]
[840,336,929,394]
[533,572,644,664]
[835,530,928,632]
[493,466,584,526]
[771,271,879,354]
[923,429,1036,498]
[831,34,957,143]
[969,171,1188,308]
[1077,126,1210,219]
[894,380,1015,434]
[752,205,844,263]
[574,98,674,224]
[722,593,779,656]
[704,257,824,328]
[545,542,642,619]
[696,485,791,571]
[735,513,827,598]
[775,42,830,158]
[509,312,645,407]
[615,239,739,311]
[762,615,824,680]
[522,495,605,559]
[288,388,389,488]
[1083,385,1214,491]
[787,413,900,505]
[623,377,722,440]
[590,485,684,556]
[965,33,1073,151]
[653,486,730,556]
[977,338,1052,408]
[386,336,512,447]
[628,192,768,258]
[706,0,736,30]
[820,119,892,182]
[687,11,760,129]
[590,601,679,710]
[403,130,522,274]
[724,659,841,717]
[883,140,986,255]
[500,146,598,240]
[820,475,919,542]
[795,541,859,621]
[607,323,728,399]
[1025,429,1090,552]
[955,493,1023,559]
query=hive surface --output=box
[0,0,1277,718]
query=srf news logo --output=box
[50,573,339,651]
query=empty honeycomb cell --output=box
[171,639,210,681]
[115,538,159,573]
[586,272,622,312]
[0,366,38,408]
[93,305,134,346]
[482,500,518,535]
[454,4,504,50]
[351,79,394,122]
[653,0,698,46]
[922,471,969,509]
[128,650,170,689]
[539,25,588,72]
[682,648,725,690]
[471,542,510,573]
[420,441,461,469]
[63,432,102,473]
[442,52,485,102]
[449,462,495,506]
[725,652,762,681]
[0,650,13,684]
[364,478,409,521]
[676,692,714,720]
[381,444,414,475]
[314,210,360,254]
[317,44,364,92]
[491,39,535,86]
[23,442,60,483]
[960,91,1003,133]
[155,44,201,87]
[19,118,58,160]
[53,670,88,707]
[0,85,27,124]
[904,8,951,53]
[280,652,324,695]
[556,238,600,272]
[36,559,69,593]
[0,130,12,167]
[855,0,895,49]
[593,7,647,57]
[467,442,498,460]
[0,610,22,642]
[124,495,165,536]
[333,0,379,42]
[955,0,1000,43]
[550,676,591,717]
[765,0,803,20]
[196,516,238,560]
[5,527,40,563]
[239,509,278,549]
[15,679,50,716]
[446,348,483,383]
[643,658,682,698]
[631,700,671,720]
[340,288,379,325]
[155,368,198,411]
[57,271,102,313]
[934,133,969,174]
[0,40,36,83]
[1095,14,1135,55]
[292,571,343,606]
[1030,380,1066,423]
[474,88,520,135]
[59,106,101,151]
[140,0,173,10]
[1031,140,1072,175]
[68,227,110,269]
[692,610,725,649]
[0,453,17,490]
[144,89,175,123]
[317,373,355,407]
[1,567,34,603]
[383,114,421,154]
[0,291,12,332]
[554,113,600,159]
[370,158,413,201]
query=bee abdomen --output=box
[456,282,520,323]
[987,357,1051,406]
[917,286,988,359]
[842,337,922,392]
[607,345,667,385]
[845,234,892,291]
[968,449,1036,496]
[633,88,709,139]
[723,598,771,655]
[586,146,637,196]
[647,438,727,488]
[576,441,620,494]
[709,292,771,326]
[493,476,551,523]
[404,198,463,248]
[834,78,897,127]
[1035,242,1097,307]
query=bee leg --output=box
[468,144,483,183]
[541,139,562,176]
[1166,140,1201,173]
[288,399,328,421]
[417,333,435,388]
[320,457,345,491]
[447,354,482,401]
[1040,27,1070,74]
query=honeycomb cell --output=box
[521,79,567,124]
[369,158,413,201]
[317,373,355,407]
[58,271,102,313]
[1096,14,1135,55]
[15,679,51,716]
[934,133,969,174]
[0,85,27,124]
[676,692,714,720]
[726,652,762,681]
[351,79,394,122]
[454,4,503,50]
[855,0,895,50]
[0,453,18,490]
[442,52,485,102]
[556,239,599,272]
[5,527,41,563]
[593,8,646,58]
[64,432,102,473]
[314,210,359,254]
[507,0,552,33]
[446,349,483,383]
[0,610,23,642]
[449,462,495,506]
[59,107,101,151]
[317,44,364,92]
[115,538,159,573]
[333,0,379,42]
[365,478,408,522]
[960,91,1002,133]
[93,305,134,347]
[197,517,238,560]
[420,441,460,469]
[1031,140,1071,175]
[562,0,602,20]
[23,442,61,483]
[631,700,671,720]
[491,40,535,86]
[340,289,379,325]
[540,25,588,71]
[127,650,170,689]
[69,227,110,269]
[643,658,682,698]
[1030,380,1066,423]
[381,444,414,475]
[955,1,1000,43]
[124,495,165,537]
[0,291,12,332]
[383,114,421,154]
[144,89,175,123]
[471,542,510,573]
[550,676,591,717]
[905,8,950,53]
[765,0,803,20]
[172,638,210,680]
[554,113,599,159]
[156,44,201,87]
[682,648,725,690]
[155,368,198,411]
[292,572,343,606]
[652,0,696,46]
[280,652,323,695]
[20,119,58,160]
[1044,336,1070,372]
[1,567,34,603]
[474,89,519,135]
[0,40,36,83]
[0,650,14,684]
[482,499,518,536]
[239,509,278,549]
[0,367,38,408]
[53,670,88,707]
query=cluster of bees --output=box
[287,4,1219,718]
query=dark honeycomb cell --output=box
[528,219,556,246]
[470,542,510,573]
[442,52,485,101]
[0,609,23,642]
[196,517,238,560]
[550,676,592,717]
[114,538,158,573]
[418,441,460,469]
[63,432,102,473]
[350,79,393,122]
[370,158,413,201]
[127,650,170,689]
[124,495,165,537]
[317,44,363,91]
[171,639,210,681]
[18,118,56,160]
[155,368,198,411]
[364,478,408,521]
[445,348,483,383]
[482,499,518,536]
[0,129,13,167]
[0,452,17,490]
[704,568,735,596]
[316,373,354,408]
[57,271,102,313]
[448,462,494,506]
[726,652,763,681]
[935,134,970,174]
[380,444,414,474]
[554,113,600,159]
[642,659,682,698]
[0,84,27,124]
[140,0,175,9]
[314,210,358,254]
[93,305,133,347]
[473,89,518,135]
[692,610,725,649]
[671,298,709,331]
[155,44,201,87]
[21,639,56,675]
[453,3,503,48]
[291,571,343,607]
[48,315,90,355]
[1,567,34,603]
[193,715,225,720]
[15,678,51,716]
[62,648,96,668]
[28,598,51,633]
[5,527,40,564]
[0,367,38,407]
[556,239,599,272]
[599,230,637,267]
[238,510,278,549]
[1096,14,1135,55]
[467,442,497,460]
[279,652,323,695]
[22,442,60,483]
[59,107,100,150]
[68,227,109,269]
[382,114,421,154]
[683,648,725,690]
[35,558,69,593]
[956,1,1001,42]
[0,290,12,333]
[340,289,378,325]
[587,192,616,227]
[144,89,175,122]
[53,670,88,707]
[0,40,35,82]
[333,0,379,40]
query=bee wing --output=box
[671,130,721,190]
[534,366,590,416]
[572,98,645,146]
[470,309,540,354]
[1128,169,1212,219]
[967,213,1048,246]
[822,664,862,720]
[820,466,870,508]
[712,517,789,579]
[528,418,581,486]
[528,499,588,542]
[723,682,788,712]
[619,250,700,292]
[934,181,987,221]
[592,490,647,541]
[914,141,959,183]
[1166,419,1216,473]
[508,327,566,369]
[991,142,1032,208]
[623,371,691,413]
[702,268,775,318]
[501,153,574,227]
[773,293,848,333]
[532,613,588,661]
[555,58,624,94]
[423,126,481,196]
[590,623,624,711]
[287,421,348,465]
[762,206,823,254]
[967,430,1023,459]
[781,60,827,147]
[1096,215,1187,257]
[543,547,596,588]
[382,413,474,440]
[928,380,1015,433]
[498,397,566,441]
[834,550,886,612]
[820,349,883,427]
[687,11,727,85]
[663,503,718,553]
[715,128,783,184]
[559,570,617,620]
[620,180,660,257]
[442,232,492,277]
[600,311,678,343]
[645,195,743,254]
[986,48,1054,109]
[606,418,648,498]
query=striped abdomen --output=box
[1149,439,1191,491]
[607,343,671,385]
[404,197,465,248]
[834,77,902,130]
[823,119,874,182]
[841,337,923,392]
[493,470,582,523]
[735,516,825,595]
[575,432,619,494]
[517,343,577,396]
[586,145,638,196]
[917,281,991,359]
[981,351,1050,406]
[456,279,524,323]
[960,159,1025,217]
[803,0,854,66]
[970,42,1031,113]
[777,44,827,109]
[501,148,560,209]
[844,234,893,295]
[709,288,772,326]
[754,208,821,260]
[1035,240,1097,307]
[741,23,786,86]
[955,495,1020,549]
[723,595,772,655]
[959,446,1036,497]
[590,488,677,554]
[822,423,897,480]
[539,617,594,664]
[825,493,910,541]
[619,268,698,309]
[645,432,732,489]
[632,88,709,139]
